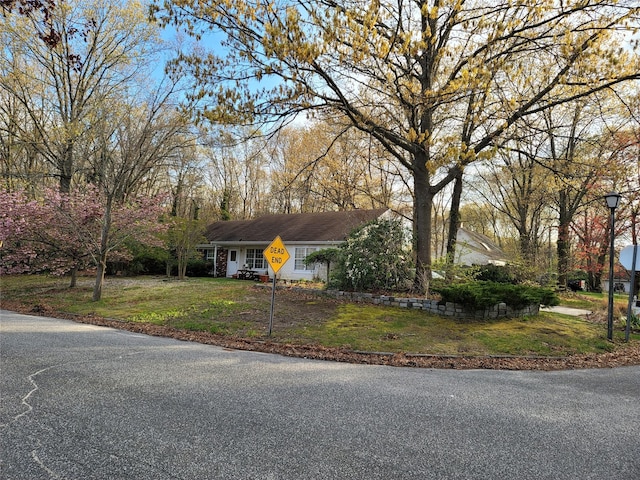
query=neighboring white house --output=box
[601,269,632,295]
[454,227,510,266]
[198,208,389,281]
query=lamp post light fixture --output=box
[604,191,621,341]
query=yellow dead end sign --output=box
[264,236,290,336]
[264,235,290,274]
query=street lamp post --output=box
[605,191,621,342]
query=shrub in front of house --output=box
[185,259,214,277]
[167,259,213,277]
[329,218,413,292]
[129,245,169,275]
[432,281,559,312]
[475,264,516,283]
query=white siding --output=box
[267,243,332,281]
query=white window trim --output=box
[294,247,318,272]
[246,248,266,270]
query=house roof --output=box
[457,227,509,264]
[204,208,388,243]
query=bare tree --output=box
[1,0,159,192]
[88,83,194,300]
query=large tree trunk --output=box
[413,153,434,293]
[556,225,570,289]
[58,141,74,194]
[591,261,605,293]
[519,231,533,262]
[588,240,609,292]
[445,166,464,274]
[557,192,571,289]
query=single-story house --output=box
[199,208,389,281]
[199,210,509,282]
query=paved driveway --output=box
[1,310,639,479]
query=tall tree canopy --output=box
[152,0,639,287]
[1,0,160,192]
[1,0,61,46]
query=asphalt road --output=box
[1,310,639,480]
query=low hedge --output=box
[432,281,559,311]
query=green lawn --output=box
[557,291,608,310]
[2,274,637,356]
[282,303,612,355]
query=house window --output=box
[295,247,318,271]
[206,249,215,260]
[246,249,265,269]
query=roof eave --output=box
[197,240,344,248]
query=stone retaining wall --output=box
[279,286,540,320]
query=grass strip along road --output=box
[1,275,639,369]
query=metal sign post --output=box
[269,275,277,336]
[263,236,290,337]
[621,245,638,343]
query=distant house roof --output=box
[457,227,509,265]
[204,208,388,244]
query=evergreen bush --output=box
[433,281,559,311]
[475,264,516,283]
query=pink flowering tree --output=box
[42,187,102,284]
[0,190,42,274]
[1,188,99,283]
[1,186,167,298]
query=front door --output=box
[227,250,239,277]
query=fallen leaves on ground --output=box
[3,300,639,371]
